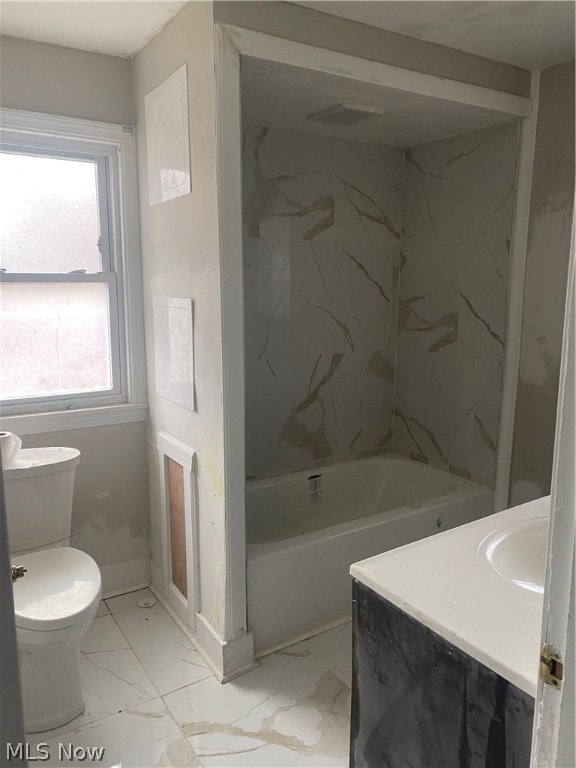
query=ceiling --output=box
[0,1,187,59]
[0,1,573,67]
[296,1,575,71]
[241,56,519,147]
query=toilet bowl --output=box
[13,547,101,732]
[4,445,102,733]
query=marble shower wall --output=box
[395,123,520,486]
[243,125,404,478]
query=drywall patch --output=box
[145,64,191,205]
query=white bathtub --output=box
[246,454,494,654]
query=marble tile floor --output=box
[27,589,353,768]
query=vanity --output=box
[349,497,549,767]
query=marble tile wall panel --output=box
[243,125,404,478]
[395,123,520,485]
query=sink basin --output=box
[479,517,548,603]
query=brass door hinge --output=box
[540,644,563,689]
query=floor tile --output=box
[79,646,159,726]
[80,615,130,654]
[191,733,346,767]
[28,698,202,767]
[114,603,212,695]
[26,589,352,767]
[95,600,110,618]
[105,587,155,614]
[27,613,159,739]
[164,645,350,768]
[295,622,353,687]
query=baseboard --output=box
[195,612,257,681]
[150,558,163,592]
[168,582,188,622]
[100,556,150,599]
[149,585,257,682]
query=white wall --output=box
[132,3,238,650]
[510,60,575,505]
[0,36,149,595]
[214,1,530,98]
[23,424,150,595]
[0,35,134,124]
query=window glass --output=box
[0,282,112,399]
[0,152,102,273]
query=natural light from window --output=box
[0,152,114,402]
[0,153,101,272]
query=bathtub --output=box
[246,454,494,654]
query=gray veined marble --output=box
[398,293,458,353]
[243,124,404,247]
[395,122,520,486]
[243,125,404,478]
[246,345,396,477]
[244,239,398,359]
[243,121,520,485]
[243,125,336,242]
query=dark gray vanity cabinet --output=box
[350,580,535,768]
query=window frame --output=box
[0,108,146,425]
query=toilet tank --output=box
[3,447,81,555]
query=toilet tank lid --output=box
[13,547,101,632]
[2,447,80,479]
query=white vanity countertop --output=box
[350,496,549,698]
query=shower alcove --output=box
[214,24,536,665]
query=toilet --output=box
[4,446,102,733]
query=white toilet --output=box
[4,447,102,733]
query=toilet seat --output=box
[13,547,101,632]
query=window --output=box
[1,150,120,404]
[0,109,145,420]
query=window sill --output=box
[0,403,148,436]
